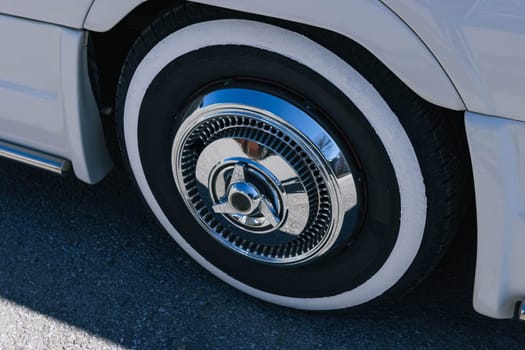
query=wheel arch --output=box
[85,0,465,111]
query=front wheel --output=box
[116,8,469,310]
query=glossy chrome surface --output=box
[172,88,359,265]
[197,138,309,236]
[209,162,282,231]
[519,301,525,321]
[0,139,71,175]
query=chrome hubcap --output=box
[172,87,359,265]
[210,162,284,231]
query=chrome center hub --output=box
[210,161,281,232]
[228,182,259,214]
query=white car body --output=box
[0,0,523,319]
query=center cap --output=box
[227,182,261,214]
[211,163,281,229]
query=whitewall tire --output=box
[116,7,469,311]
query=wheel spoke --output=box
[259,198,279,227]
[230,163,246,184]
[212,201,235,214]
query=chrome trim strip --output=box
[0,140,71,175]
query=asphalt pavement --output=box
[0,158,522,349]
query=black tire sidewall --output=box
[135,45,401,298]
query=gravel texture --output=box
[0,159,522,349]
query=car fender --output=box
[84,0,465,111]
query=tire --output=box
[116,6,470,310]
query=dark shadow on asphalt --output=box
[0,159,522,349]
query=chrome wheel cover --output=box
[172,88,359,265]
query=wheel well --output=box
[88,1,466,152]
[88,0,183,110]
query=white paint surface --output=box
[0,0,93,29]
[386,0,525,122]
[466,112,525,319]
[0,15,112,183]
